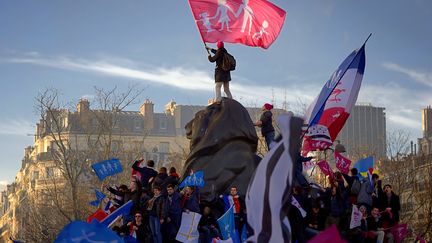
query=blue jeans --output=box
[149,215,162,243]
[264,131,275,150]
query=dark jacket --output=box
[181,189,200,213]
[132,161,158,189]
[153,173,168,188]
[164,173,180,188]
[166,192,182,216]
[260,110,274,136]
[379,192,401,225]
[148,195,166,220]
[208,48,231,83]
[305,210,326,231]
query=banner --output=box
[217,206,239,242]
[354,156,374,173]
[100,200,133,227]
[92,158,123,181]
[335,151,352,175]
[188,0,286,49]
[303,43,367,155]
[246,114,302,242]
[317,160,333,177]
[349,205,362,229]
[89,189,106,207]
[54,221,123,243]
[176,212,202,243]
[291,197,307,218]
[179,170,205,188]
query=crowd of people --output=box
[291,168,401,243]
[105,159,247,243]
[102,156,402,243]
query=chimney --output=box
[140,99,154,130]
[411,141,414,155]
[77,98,90,113]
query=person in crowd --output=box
[132,159,158,189]
[153,167,168,189]
[379,184,401,228]
[324,184,345,229]
[165,184,183,242]
[122,211,147,243]
[107,184,129,206]
[221,186,245,231]
[206,41,233,102]
[147,186,166,243]
[304,202,326,239]
[163,167,180,188]
[342,168,361,205]
[371,174,383,208]
[198,206,221,243]
[357,173,379,212]
[180,186,200,213]
[254,103,275,150]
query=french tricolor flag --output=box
[302,37,368,155]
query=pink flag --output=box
[188,0,286,49]
[335,151,352,174]
[301,124,332,156]
[317,160,333,177]
[391,224,408,243]
[309,224,346,243]
[415,233,426,243]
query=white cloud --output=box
[0,119,34,136]
[3,54,315,108]
[383,62,432,87]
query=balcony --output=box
[37,152,54,161]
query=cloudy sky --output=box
[0,0,431,187]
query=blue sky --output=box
[0,0,431,187]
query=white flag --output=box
[176,212,202,243]
[350,205,362,229]
[246,114,303,243]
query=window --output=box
[32,171,39,180]
[159,142,169,153]
[46,167,54,178]
[160,118,167,130]
[134,119,142,131]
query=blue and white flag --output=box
[92,158,123,181]
[54,220,123,243]
[89,189,106,207]
[217,205,239,243]
[246,114,303,243]
[100,200,133,227]
[179,170,205,188]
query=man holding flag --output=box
[207,41,234,102]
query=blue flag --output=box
[217,205,240,243]
[100,200,133,227]
[354,156,374,173]
[54,220,124,243]
[179,170,205,188]
[89,189,106,207]
[92,158,123,181]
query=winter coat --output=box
[148,195,166,219]
[132,161,158,189]
[260,110,274,136]
[181,189,200,213]
[357,179,374,207]
[208,48,231,83]
[380,192,401,225]
[153,173,168,188]
[166,192,182,216]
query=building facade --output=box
[336,103,387,160]
[418,105,432,155]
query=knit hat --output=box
[263,103,273,110]
[217,41,224,49]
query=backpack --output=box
[351,179,361,195]
[221,52,236,71]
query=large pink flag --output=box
[188,0,286,49]
[335,151,352,174]
[317,160,333,177]
[391,224,408,243]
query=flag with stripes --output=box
[246,114,303,243]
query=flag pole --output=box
[301,34,371,140]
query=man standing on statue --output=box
[255,103,275,150]
[206,41,233,103]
